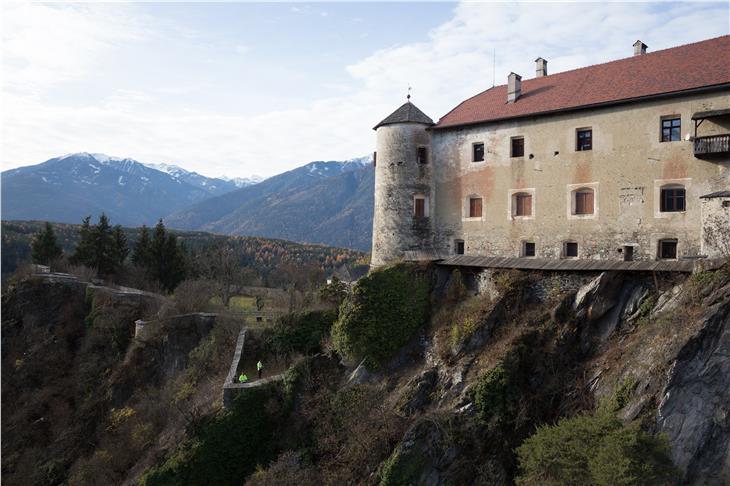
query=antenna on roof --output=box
[407,85,412,101]
[492,48,496,87]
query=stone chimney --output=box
[535,57,548,78]
[633,40,648,56]
[507,72,522,103]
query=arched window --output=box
[660,185,686,212]
[573,188,595,215]
[512,192,533,217]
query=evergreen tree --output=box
[71,216,94,266]
[112,225,129,270]
[91,213,116,276]
[31,222,63,265]
[147,219,187,292]
[132,225,152,268]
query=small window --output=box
[414,197,426,218]
[511,137,524,157]
[661,117,681,142]
[417,146,428,164]
[723,201,730,208]
[373,151,377,167]
[473,143,485,162]
[660,186,686,212]
[523,242,536,257]
[623,246,634,262]
[455,240,465,255]
[659,239,678,259]
[514,193,532,217]
[574,189,595,215]
[565,242,578,258]
[576,128,592,151]
[469,197,483,218]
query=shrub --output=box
[473,362,516,427]
[173,279,215,314]
[331,264,431,369]
[140,383,291,486]
[516,407,678,486]
[265,309,338,357]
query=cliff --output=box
[2,264,729,485]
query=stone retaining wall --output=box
[222,326,286,408]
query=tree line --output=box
[32,215,187,292]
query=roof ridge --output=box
[520,34,729,85]
[435,35,729,128]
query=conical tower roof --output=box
[373,101,434,130]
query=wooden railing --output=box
[694,134,730,158]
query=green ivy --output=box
[331,263,431,369]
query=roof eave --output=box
[432,82,730,131]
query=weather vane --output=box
[407,85,412,101]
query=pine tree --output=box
[71,216,94,267]
[31,222,63,265]
[92,213,116,276]
[146,219,187,292]
[132,225,152,268]
[112,225,129,270]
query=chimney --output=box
[633,40,648,56]
[507,72,522,103]
[535,57,548,78]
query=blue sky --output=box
[1,1,728,178]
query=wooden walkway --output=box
[404,252,723,273]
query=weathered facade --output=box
[371,36,730,266]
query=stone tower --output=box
[371,100,435,267]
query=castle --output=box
[371,36,730,269]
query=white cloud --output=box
[1,1,728,178]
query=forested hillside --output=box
[1,220,369,281]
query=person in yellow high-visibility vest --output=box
[238,372,248,383]
[257,360,263,379]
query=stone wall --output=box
[371,122,434,266]
[700,194,730,258]
[426,91,729,262]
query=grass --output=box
[207,295,257,311]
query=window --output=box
[473,143,485,162]
[417,146,428,164]
[414,196,426,218]
[522,242,536,257]
[469,197,483,218]
[373,151,377,167]
[623,246,634,262]
[574,189,595,215]
[514,193,532,217]
[511,137,524,157]
[455,240,465,255]
[660,186,686,212]
[659,239,678,259]
[565,242,578,258]
[661,117,681,142]
[576,128,592,151]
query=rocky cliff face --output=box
[3,265,729,485]
[1,274,235,486]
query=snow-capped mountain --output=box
[1,153,243,226]
[166,157,375,250]
[2,153,376,250]
[145,162,263,194]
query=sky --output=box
[1,1,728,179]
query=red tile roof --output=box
[435,35,730,129]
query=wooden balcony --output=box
[694,134,730,159]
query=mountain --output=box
[166,156,374,251]
[1,153,247,226]
[145,162,263,194]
